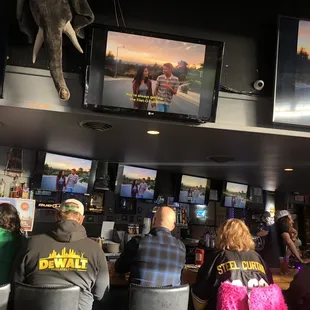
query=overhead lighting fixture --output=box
[147,130,160,135]
[284,168,293,172]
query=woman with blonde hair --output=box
[192,219,275,310]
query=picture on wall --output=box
[118,165,157,199]
[41,153,92,194]
[179,175,208,204]
[224,182,248,209]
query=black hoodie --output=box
[14,220,109,310]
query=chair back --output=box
[0,284,10,310]
[129,284,189,310]
[13,282,80,310]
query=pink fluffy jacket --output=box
[216,282,288,310]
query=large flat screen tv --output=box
[179,175,208,204]
[116,165,157,199]
[85,26,224,123]
[41,152,93,194]
[224,182,248,209]
[274,16,310,127]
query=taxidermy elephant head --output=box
[16,0,95,101]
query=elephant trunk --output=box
[32,21,83,101]
[44,26,70,101]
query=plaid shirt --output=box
[115,227,186,287]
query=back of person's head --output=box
[152,206,176,231]
[0,203,21,232]
[56,199,85,225]
[217,218,255,251]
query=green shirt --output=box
[0,228,22,285]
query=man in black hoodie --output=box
[14,199,109,310]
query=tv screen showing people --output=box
[224,182,248,209]
[86,27,224,122]
[118,165,157,199]
[179,175,208,204]
[41,153,92,194]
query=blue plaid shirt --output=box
[115,227,186,287]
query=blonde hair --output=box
[216,219,255,252]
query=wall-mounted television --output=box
[224,182,248,209]
[115,165,157,200]
[179,175,208,204]
[85,26,224,124]
[274,16,310,127]
[41,152,93,194]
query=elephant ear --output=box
[16,0,37,44]
[70,0,95,39]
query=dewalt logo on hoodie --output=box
[39,247,88,272]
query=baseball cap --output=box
[275,210,296,221]
[59,199,84,216]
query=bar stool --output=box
[13,282,80,310]
[129,284,189,310]
[0,284,10,310]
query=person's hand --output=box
[151,97,157,108]
[302,258,310,264]
[162,83,170,89]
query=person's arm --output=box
[12,240,29,283]
[132,80,136,94]
[154,77,160,96]
[114,237,139,274]
[282,232,303,263]
[256,230,269,237]
[92,251,109,302]
[192,291,208,310]
[191,253,218,310]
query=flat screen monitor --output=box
[41,152,93,194]
[274,16,310,127]
[116,165,157,200]
[85,26,224,124]
[224,182,248,209]
[179,175,208,204]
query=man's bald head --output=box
[152,206,176,231]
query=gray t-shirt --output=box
[156,74,179,105]
[67,174,79,188]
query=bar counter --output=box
[109,264,298,290]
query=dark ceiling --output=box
[3,0,310,193]
[1,105,310,193]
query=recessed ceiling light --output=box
[284,168,293,172]
[147,130,160,135]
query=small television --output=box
[179,174,208,204]
[224,182,248,209]
[195,206,207,219]
[85,26,224,124]
[40,152,93,194]
[115,165,157,200]
[274,16,310,127]
[188,204,209,225]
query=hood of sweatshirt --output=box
[49,220,87,242]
